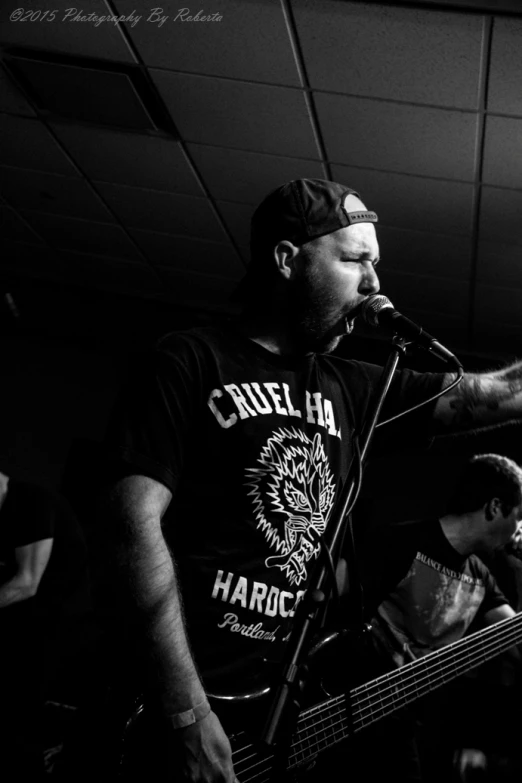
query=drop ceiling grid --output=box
[290,0,486,110]
[113,0,303,86]
[0,165,116,221]
[1,203,47,245]
[0,0,136,62]
[0,0,520,350]
[0,64,36,116]
[19,210,144,262]
[0,113,81,175]
[149,70,322,160]
[49,123,205,195]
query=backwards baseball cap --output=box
[233,179,378,302]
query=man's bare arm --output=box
[110,474,236,782]
[0,538,53,608]
[434,361,522,430]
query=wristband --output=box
[167,698,211,729]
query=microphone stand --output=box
[261,335,409,747]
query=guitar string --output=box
[353,614,522,695]
[352,628,522,727]
[231,735,275,782]
[227,615,522,777]
[292,624,522,762]
[351,618,522,717]
[284,615,522,765]
[230,624,520,782]
[285,632,521,766]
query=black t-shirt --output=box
[0,480,91,619]
[362,518,507,668]
[106,322,445,688]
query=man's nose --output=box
[360,263,380,296]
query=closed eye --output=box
[342,255,380,267]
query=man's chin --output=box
[320,318,354,353]
[299,317,355,354]
[313,333,345,355]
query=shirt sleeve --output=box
[361,363,446,453]
[104,335,206,493]
[473,556,510,616]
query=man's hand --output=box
[169,710,238,782]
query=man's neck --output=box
[237,313,307,357]
[439,513,479,557]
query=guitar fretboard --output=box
[287,612,522,770]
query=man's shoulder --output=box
[320,354,385,386]
[155,322,240,360]
[467,553,494,578]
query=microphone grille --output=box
[361,294,394,328]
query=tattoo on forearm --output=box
[497,363,522,395]
[447,374,519,426]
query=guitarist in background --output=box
[352,453,522,783]
[104,179,522,783]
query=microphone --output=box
[360,294,462,367]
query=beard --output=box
[285,267,349,354]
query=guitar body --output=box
[119,692,350,783]
[118,613,522,781]
[118,629,371,782]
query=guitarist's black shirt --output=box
[106,322,444,691]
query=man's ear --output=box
[274,240,300,281]
[485,497,501,521]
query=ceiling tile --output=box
[483,116,522,190]
[377,226,472,281]
[0,114,78,175]
[151,71,321,159]
[155,268,238,312]
[0,1,136,63]
[331,165,475,237]
[22,211,142,261]
[488,17,522,116]
[480,187,522,247]
[130,229,244,280]
[0,243,163,297]
[9,56,155,130]
[315,93,479,181]
[0,167,113,221]
[96,182,228,241]
[378,269,469,318]
[188,144,327,205]
[116,0,301,86]
[0,204,44,243]
[294,1,484,110]
[476,240,522,290]
[474,283,522,326]
[54,250,164,295]
[51,123,202,194]
[0,65,36,116]
[216,201,255,249]
[0,240,56,275]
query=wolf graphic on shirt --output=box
[245,427,336,586]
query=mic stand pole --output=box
[262,335,408,747]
